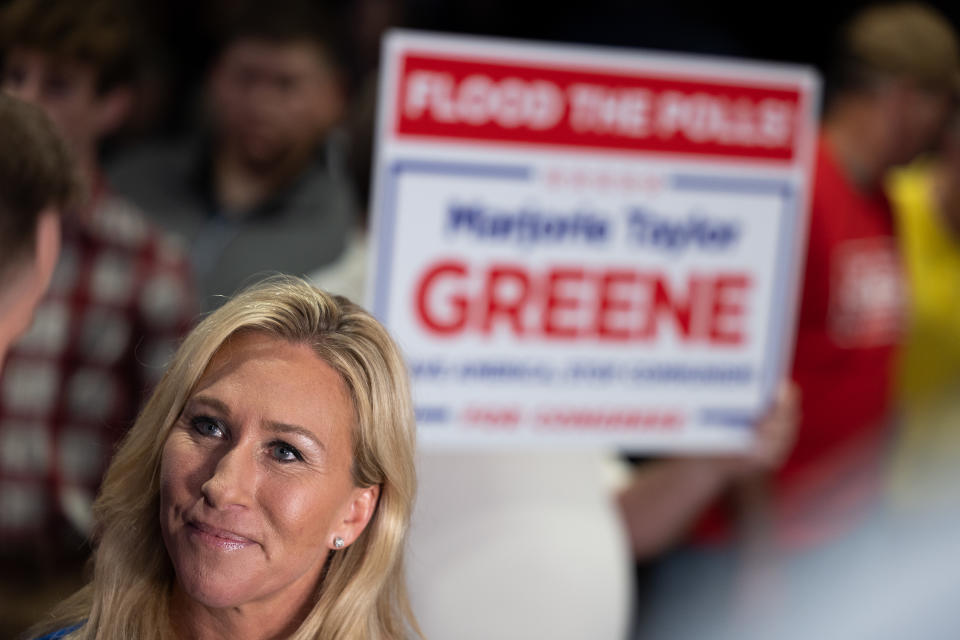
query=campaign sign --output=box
[368,30,820,451]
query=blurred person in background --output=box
[0,94,74,366]
[0,0,197,635]
[618,4,959,638]
[300,0,408,303]
[108,0,359,310]
[887,104,960,514]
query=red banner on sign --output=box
[396,53,803,161]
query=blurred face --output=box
[209,39,343,169]
[887,82,954,166]
[2,49,106,155]
[159,331,377,616]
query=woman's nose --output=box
[200,444,256,510]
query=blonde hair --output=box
[34,276,421,639]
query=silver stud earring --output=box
[334,537,345,549]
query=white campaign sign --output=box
[368,30,820,451]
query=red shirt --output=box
[694,135,905,549]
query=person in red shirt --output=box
[619,4,959,638]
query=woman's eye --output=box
[191,416,225,438]
[270,441,303,463]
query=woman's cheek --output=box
[275,477,348,545]
[160,433,203,501]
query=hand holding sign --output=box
[616,382,799,559]
[738,382,799,475]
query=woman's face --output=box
[159,331,378,614]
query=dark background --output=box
[129,0,960,131]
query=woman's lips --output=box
[187,521,255,551]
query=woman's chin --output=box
[175,568,258,610]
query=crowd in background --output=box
[2,0,960,638]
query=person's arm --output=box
[617,383,799,559]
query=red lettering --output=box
[415,260,469,334]
[462,407,521,429]
[655,276,694,337]
[411,260,751,346]
[596,270,636,340]
[543,268,584,338]
[482,265,531,335]
[710,274,751,344]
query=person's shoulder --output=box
[90,191,198,325]
[888,157,934,213]
[811,136,847,198]
[295,135,359,209]
[91,190,190,261]
[88,191,154,245]
[106,136,197,179]
[105,135,205,214]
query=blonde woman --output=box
[31,277,421,640]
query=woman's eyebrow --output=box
[264,421,326,452]
[188,395,231,415]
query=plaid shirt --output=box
[0,184,197,559]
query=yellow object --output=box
[888,160,960,510]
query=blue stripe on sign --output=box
[372,159,532,321]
